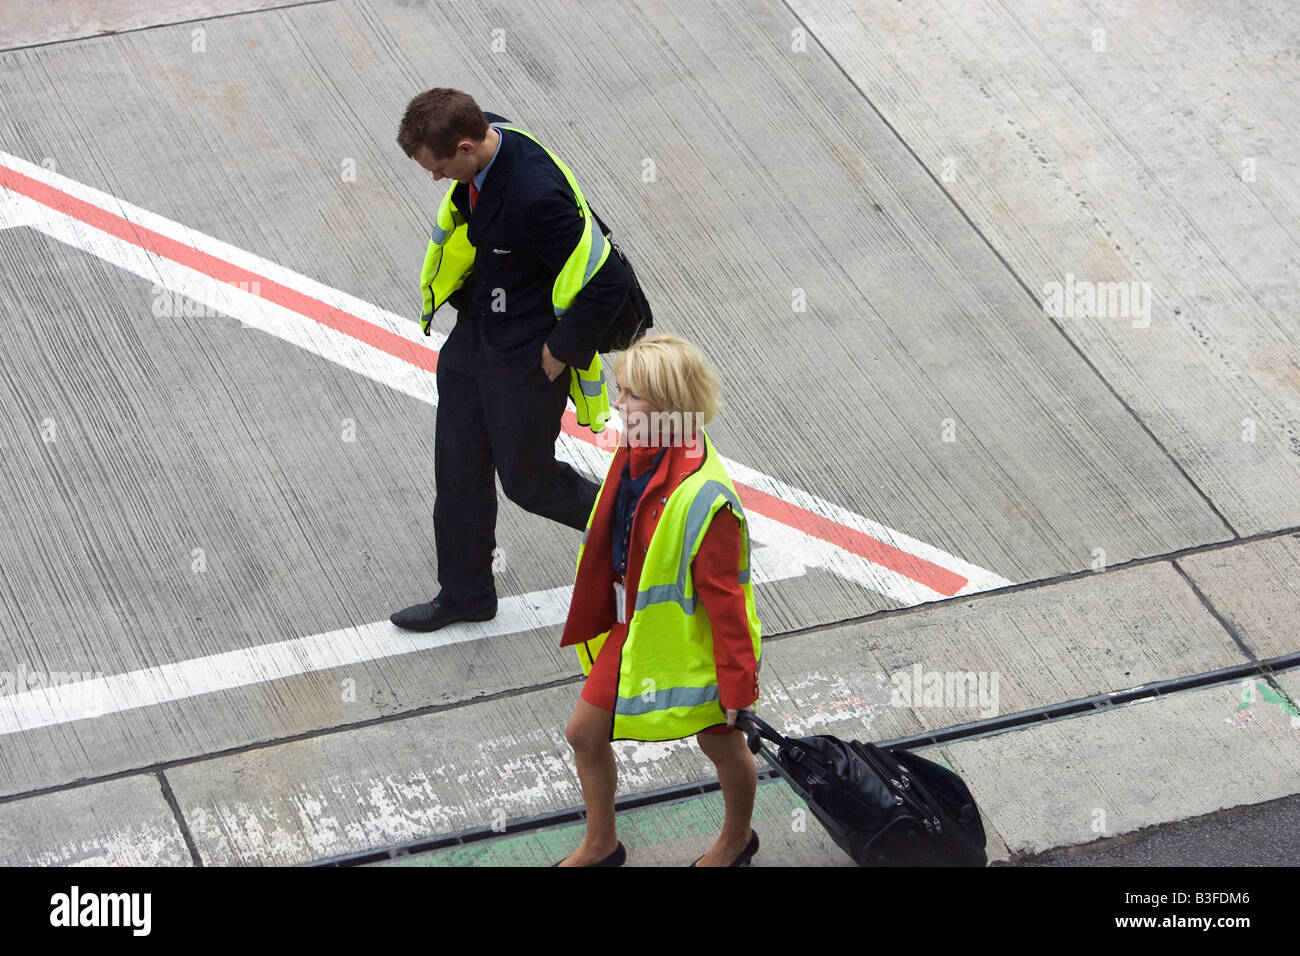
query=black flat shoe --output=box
[390,598,497,632]
[552,842,626,867]
[689,830,759,867]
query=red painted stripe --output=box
[0,165,438,375]
[736,483,967,595]
[2,162,968,597]
[557,410,967,597]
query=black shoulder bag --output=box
[591,209,654,353]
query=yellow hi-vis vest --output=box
[575,431,763,741]
[418,123,611,432]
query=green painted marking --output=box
[1235,679,1300,718]
[376,780,809,868]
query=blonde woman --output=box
[555,335,763,867]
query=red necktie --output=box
[469,182,479,209]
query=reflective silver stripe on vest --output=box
[554,224,607,319]
[576,371,605,398]
[615,683,719,716]
[584,225,607,284]
[634,480,742,614]
[431,224,449,244]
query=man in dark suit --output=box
[392,89,632,632]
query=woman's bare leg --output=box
[694,728,758,866]
[557,699,620,866]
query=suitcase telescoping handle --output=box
[735,710,786,755]
[736,711,831,777]
[733,711,855,847]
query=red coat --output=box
[560,439,759,711]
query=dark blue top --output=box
[440,112,633,379]
[612,448,668,578]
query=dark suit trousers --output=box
[433,336,601,605]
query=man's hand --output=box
[726,708,739,727]
[541,342,565,382]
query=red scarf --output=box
[559,438,705,648]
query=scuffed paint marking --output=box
[18,824,191,867]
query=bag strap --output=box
[735,710,786,751]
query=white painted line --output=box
[0,560,807,736]
[0,180,32,229]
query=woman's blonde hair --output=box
[613,334,722,425]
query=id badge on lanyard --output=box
[614,581,627,624]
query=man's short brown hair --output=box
[397,88,489,159]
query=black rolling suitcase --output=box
[736,712,988,867]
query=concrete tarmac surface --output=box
[0,0,1296,867]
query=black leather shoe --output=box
[689,830,759,867]
[552,842,626,867]
[390,597,497,632]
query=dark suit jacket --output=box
[442,113,631,381]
